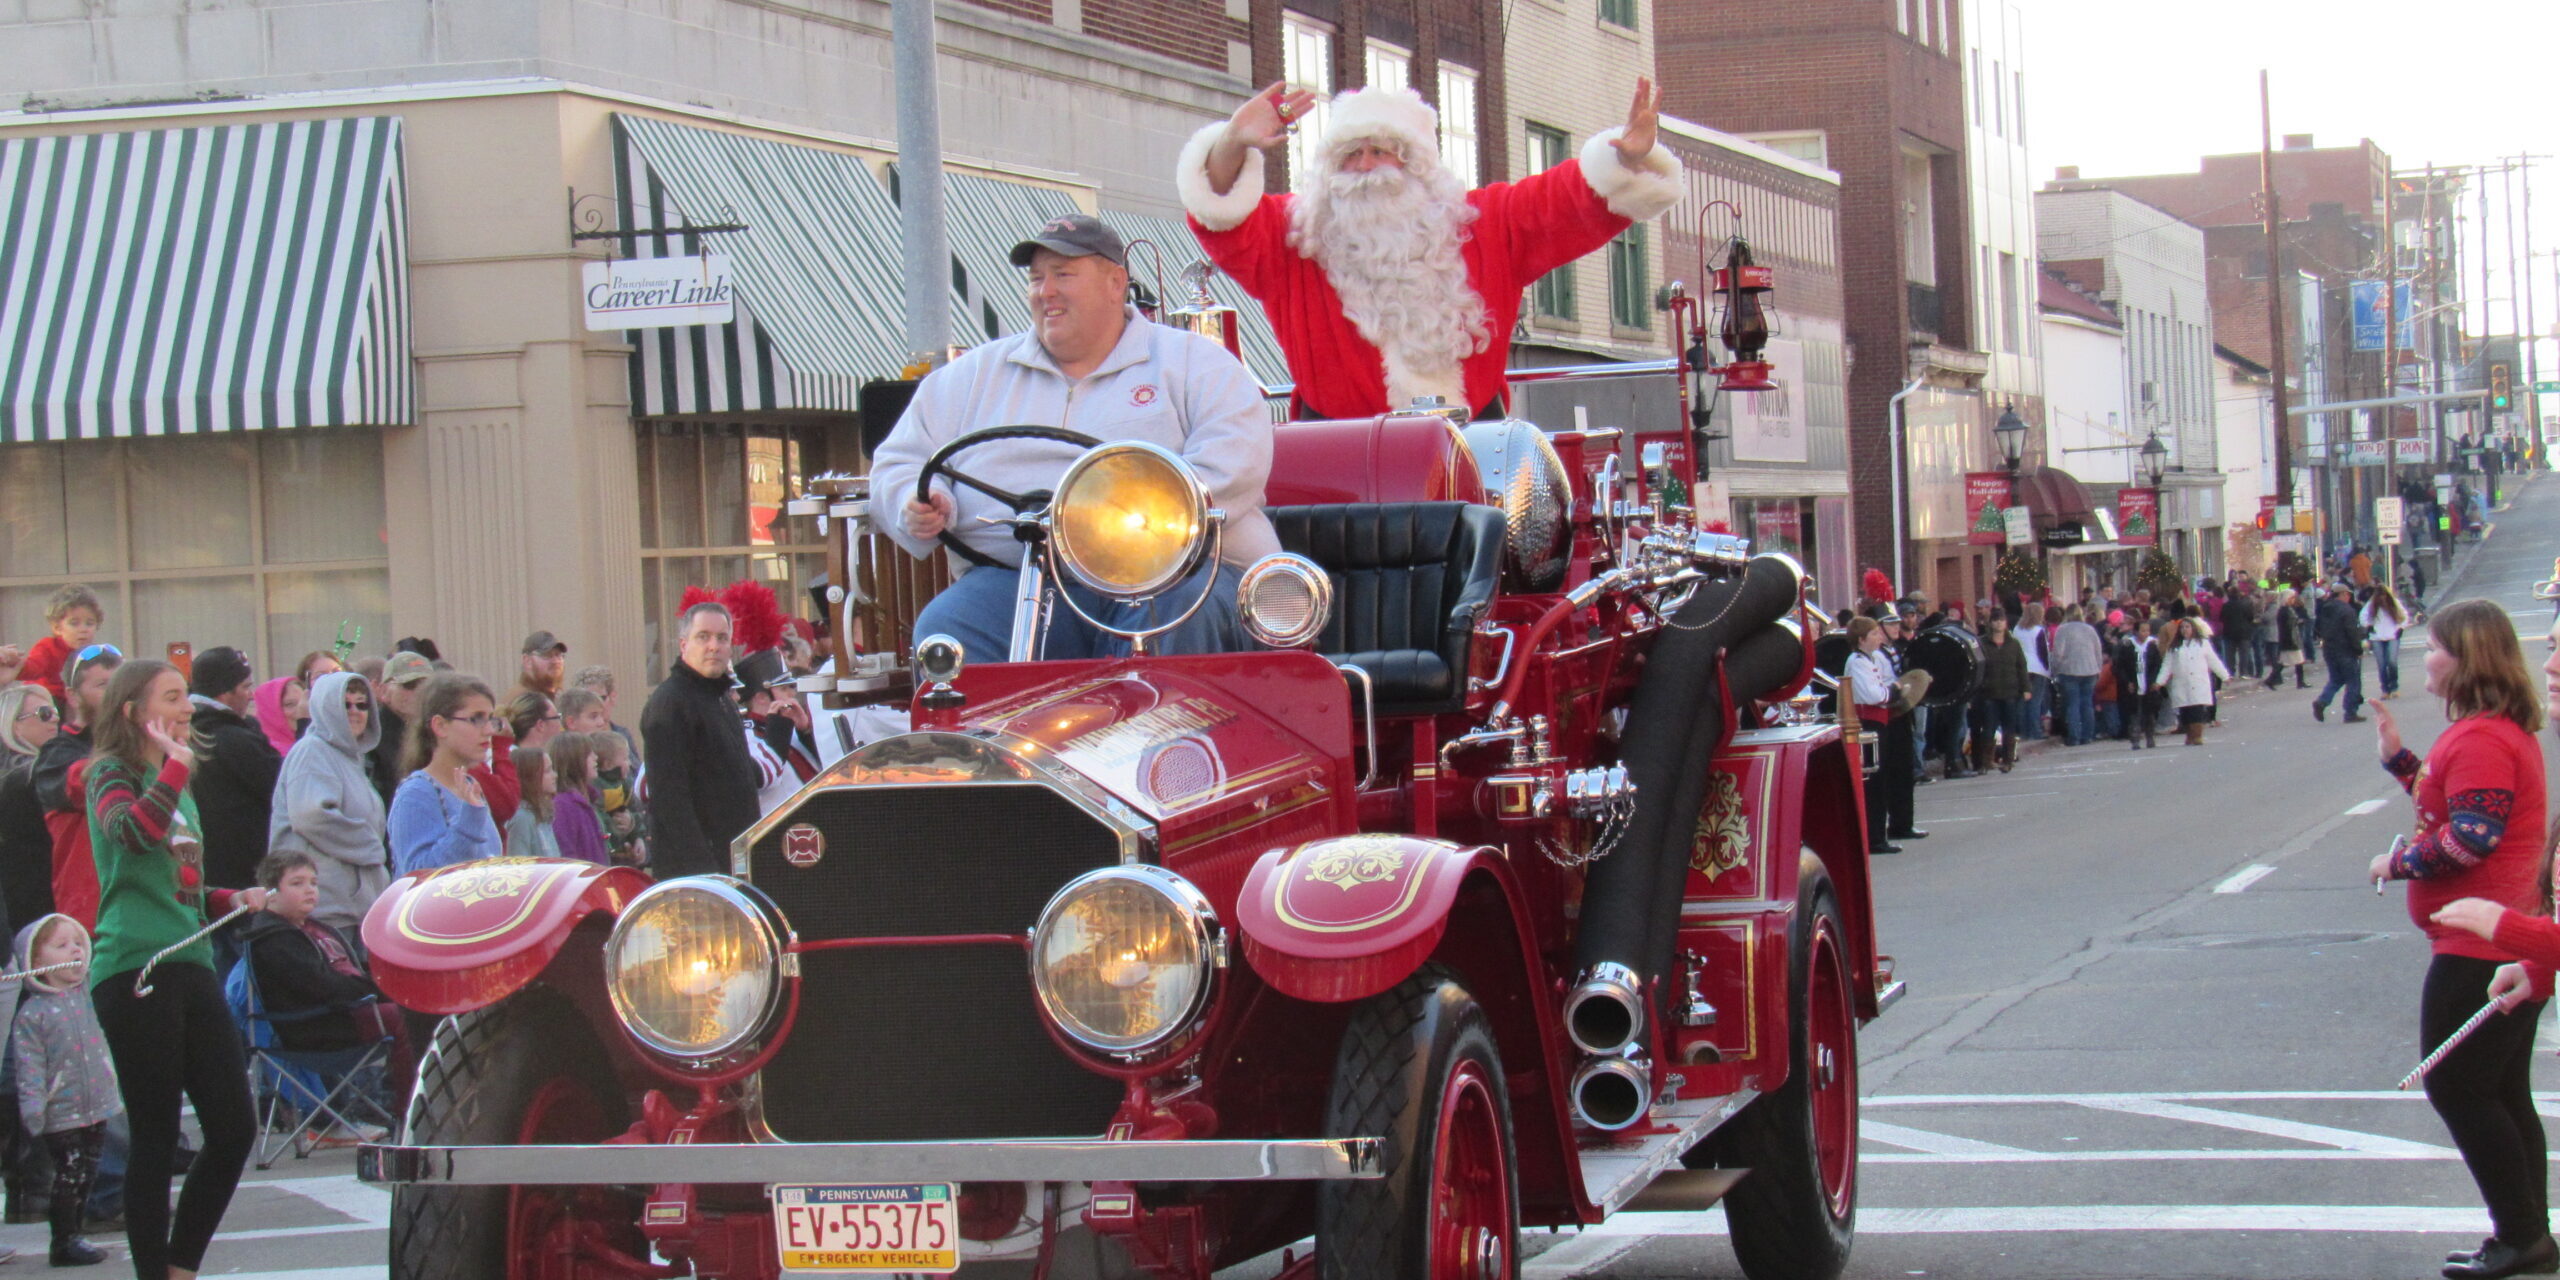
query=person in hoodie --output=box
[9,913,119,1266]
[185,647,282,893]
[265,672,389,934]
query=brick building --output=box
[1657,0,1995,606]
[1250,0,1503,193]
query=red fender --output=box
[358,858,653,1015]
[1233,835,1496,1002]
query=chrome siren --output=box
[1460,419,1572,592]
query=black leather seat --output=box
[1265,502,1507,716]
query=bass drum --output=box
[1905,622,1983,708]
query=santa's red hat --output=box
[1317,88,1444,172]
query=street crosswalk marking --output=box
[1858,1090,2484,1164]
[1861,1120,2032,1157]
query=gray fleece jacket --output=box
[268,672,389,931]
[8,915,120,1136]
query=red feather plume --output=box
[1862,568,1896,602]
[720,580,786,654]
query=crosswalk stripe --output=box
[2073,1096,2455,1156]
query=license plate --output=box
[770,1183,959,1274]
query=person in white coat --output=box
[2364,585,2408,699]
[266,671,389,930]
[2156,617,2233,747]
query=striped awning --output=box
[939,170,1078,347]
[1102,209,1290,391]
[615,114,912,416]
[0,116,411,442]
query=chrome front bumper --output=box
[359,1137,1383,1187]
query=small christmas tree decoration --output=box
[1994,550,2045,595]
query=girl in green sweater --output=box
[85,660,269,1280]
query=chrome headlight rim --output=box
[1048,441,1213,600]
[603,875,791,1066]
[1237,552,1334,649]
[1029,865,1222,1060]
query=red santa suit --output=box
[1177,88,1684,420]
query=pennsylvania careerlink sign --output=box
[582,254,737,330]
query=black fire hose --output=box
[1566,555,1803,1057]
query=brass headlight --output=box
[1030,866,1220,1057]
[1049,442,1211,599]
[604,878,787,1062]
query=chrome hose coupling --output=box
[1563,961,1646,1057]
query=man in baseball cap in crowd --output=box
[186,647,282,892]
[519,630,568,700]
[370,651,436,802]
[867,210,1277,664]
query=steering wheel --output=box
[915,425,1105,566]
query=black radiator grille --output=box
[750,783,1129,1142]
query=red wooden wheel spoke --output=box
[506,1079,612,1280]
[1429,1060,1515,1280]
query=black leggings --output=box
[2422,954,2550,1246]
[95,963,254,1277]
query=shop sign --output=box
[2393,438,2430,463]
[583,254,737,330]
[2116,488,2159,546]
[2002,505,2032,547]
[1965,472,2013,546]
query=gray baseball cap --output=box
[1009,213,1126,268]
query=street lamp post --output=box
[2140,430,2169,488]
[1995,402,2028,477]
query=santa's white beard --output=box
[1289,164,1491,410]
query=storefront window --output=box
[0,432,390,672]
[637,422,834,682]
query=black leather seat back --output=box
[1265,502,1507,715]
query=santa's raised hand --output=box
[1229,83,1318,151]
[1611,77,1661,171]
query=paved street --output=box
[1517,476,2560,1278]
[31,478,2554,1279]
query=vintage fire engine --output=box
[355,240,1899,1280]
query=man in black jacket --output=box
[185,647,284,892]
[640,602,761,878]
[2311,583,2367,724]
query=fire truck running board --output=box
[1575,1090,1759,1217]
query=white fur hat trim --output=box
[1319,87,1444,171]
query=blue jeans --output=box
[2023,675,2051,739]
[911,557,1247,662]
[2057,673,2097,745]
[2372,637,2399,695]
[2094,691,2121,738]
[2316,650,2365,717]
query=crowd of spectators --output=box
[0,574,838,1269]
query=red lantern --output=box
[1711,239,1777,392]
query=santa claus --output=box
[1178,78,1684,420]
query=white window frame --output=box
[1282,12,1336,188]
[1365,39,1410,93]
[1437,62,1480,187]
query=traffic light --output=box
[2491,363,2513,410]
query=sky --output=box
[2019,0,2560,345]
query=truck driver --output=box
[867,213,1280,662]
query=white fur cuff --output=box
[1579,127,1684,221]
[1177,121,1264,233]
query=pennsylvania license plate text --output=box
[770,1183,959,1274]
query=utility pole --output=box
[2519,156,2542,465]
[2260,71,2294,511]
[893,0,952,363]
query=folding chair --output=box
[223,958,399,1170]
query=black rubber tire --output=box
[1317,967,1521,1280]
[1690,865,1858,1280]
[388,987,633,1280]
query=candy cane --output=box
[134,903,254,997]
[2398,998,2507,1091]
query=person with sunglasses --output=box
[0,683,62,926]
[267,672,390,932]
[387,674,505,876]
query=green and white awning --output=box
[1100,208,1289,391]
[0,115,412,442]
[615,114,914,416]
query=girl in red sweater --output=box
[2368,598,2552,1279]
